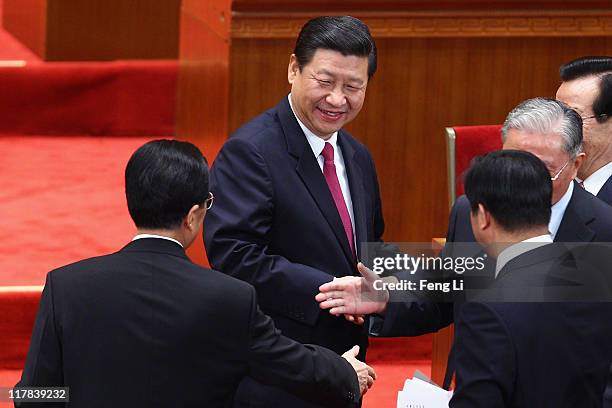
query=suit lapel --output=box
[338,131,367,260]
[555,183,596,242]
[277,97,355,266]
[596,175,612,206]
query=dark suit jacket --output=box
[445,185,612,394]
[204,96,384,353]
[16,238,360,408]
[378,183,612,390]
[597,174,612,206]
[204,96,385,407]
[594,174,612,408]
[450,244,612,408]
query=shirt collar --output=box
[288,94,339,158]
[495,234,553,277]
[549,181,574,239]
[132,234,183,248]
[583,162,612,196]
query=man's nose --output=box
[325,87,347,108]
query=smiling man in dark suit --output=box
[204,16,383,407]
[15,140,375,407]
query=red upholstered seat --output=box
[445,125,503,203]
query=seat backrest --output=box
[446,125,503,205]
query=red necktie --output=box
[321,142,355,258]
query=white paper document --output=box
[397,372,453,408]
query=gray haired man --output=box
[445,97,612,243]
[318,97,612,321]
[316,99,612,399]
[318,97,612,323]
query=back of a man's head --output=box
[125,139,209,230]
[293,16,377,78]
[464,150,552,233]
[559,56,612,124]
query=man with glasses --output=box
[16,139,375,407]
[556,56,612,206]
[445,97,612,244]
[316,98,612,397]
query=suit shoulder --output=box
[580,187,612,230]
[455,195,470,208]
[340,130,372,157]
[48,252,119,279]
[450,195,471,218]
[228,105,282,148]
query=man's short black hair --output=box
[559,56,612,124]
[464,150,552,232]
[293,16,377,79]
[125,139,209,229]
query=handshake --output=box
[318,263,394,396]
[315,262,391,325]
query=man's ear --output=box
[573,152,586,175]
[475,203,491,231]
[185,204,203,233]
[288,54,299,85]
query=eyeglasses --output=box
[550,160,571,181]
[581,114,608,121]
[203,192,214,210]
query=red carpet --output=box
[0,136,158,286]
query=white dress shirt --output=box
[495,234,553,278]
[132,233,183,248]
[287,94,357,245]
[583,162,612,196]
[549,181,574,240]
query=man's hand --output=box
[342,345,376,395]
[316,263,389,320]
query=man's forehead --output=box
[556,76,600,106]
[307,50,368,78]
[503,129,565,155]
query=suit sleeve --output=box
[204,137,334,326]
[449,302,515,408]
[245,286,360,407]
[15,273,64,408]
